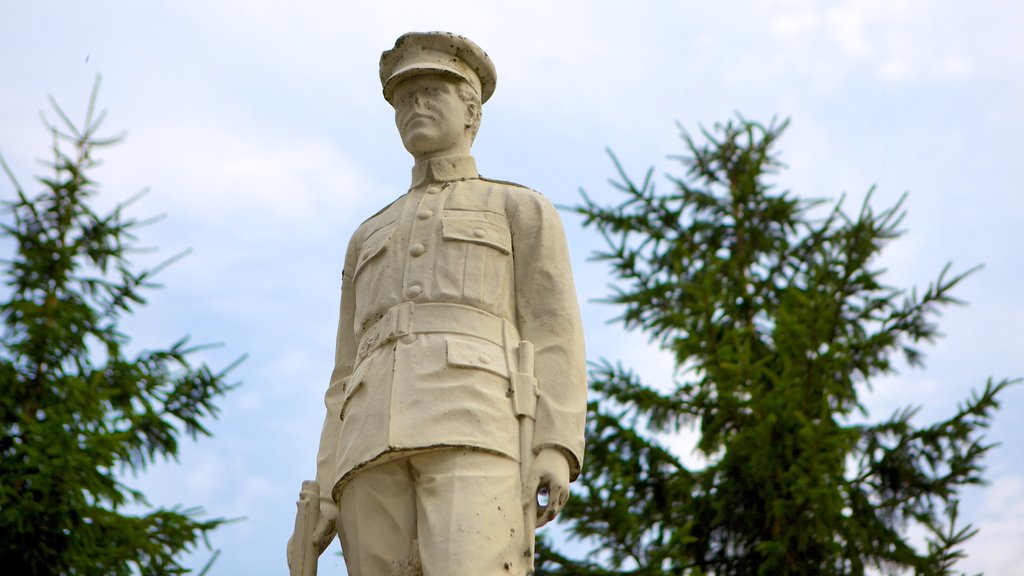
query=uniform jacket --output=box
[314,154,586,506]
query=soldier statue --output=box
[288,31,586,576]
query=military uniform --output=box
[313,154,586,574]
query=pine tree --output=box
[0,80,239,575]
[538,118,1011,575]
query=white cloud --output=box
[961,474,1024,574]
[757,0,1009,87]
[825,1,880,60]
[115,121,387,244]
[182,450,230,504]
[224,475,280,532]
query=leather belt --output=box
[356,301,516,362]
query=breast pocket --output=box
[353,222,395,280]
[435,215,512,305]
[353,221,397,313]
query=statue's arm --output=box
[510,190,587,480]
[312,233,361,546]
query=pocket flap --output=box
[338,359,371,420]
[324,375,349,411]
[441,218,511,254]
[354,224,393,278]
[446,336,509,378]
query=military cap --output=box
[380,31,496,105]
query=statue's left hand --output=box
[525,447,571,528]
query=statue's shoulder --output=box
[476,175,538,195]
[474,176,550,208]
[354,196,404,235]
[476,176,557,215]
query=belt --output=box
[356,301,516,362]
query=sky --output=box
[2,1,1023,574]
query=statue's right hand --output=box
[311,508,338,556]
[287,502,338,571]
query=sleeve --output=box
[509,189,587,481]
[314,232,360,509]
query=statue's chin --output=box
[401,127,433,149]
[402,129,465,159]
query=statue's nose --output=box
[411,94,430,111]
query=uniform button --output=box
[417,209,434,220]
[409,243,426,257]
[473,228,486,238]
[426,186,441,195]
[405,284,423,298]
[478,353,491,365]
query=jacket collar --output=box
[410,154,478,189]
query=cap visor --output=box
[383,63,471,101]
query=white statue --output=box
[289,31,586,576]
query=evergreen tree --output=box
[0,80,239,574]
[538,118,1011,575]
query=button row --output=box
[406,184,447,301]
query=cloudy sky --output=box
[2,1,1022,574]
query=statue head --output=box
[380,32,495,158]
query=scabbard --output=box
[512,341,539,574]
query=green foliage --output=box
[0,80,239,575]
[538,118,1011,575]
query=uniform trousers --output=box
[336,449,526,576]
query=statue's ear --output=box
[464,100,479,129]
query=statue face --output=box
[393,74,474,159]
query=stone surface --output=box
[289,31,586,576]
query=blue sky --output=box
[2,1,1022,574]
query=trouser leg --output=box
[411,449,525,576]
[336,458,417,576]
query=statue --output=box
[288,31,587,576]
